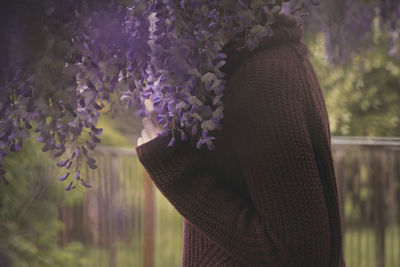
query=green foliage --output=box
[0,137,90,266]
[0,109,139,266]
[96,115,133,147]
[306,30,400,137]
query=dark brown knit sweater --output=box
[136,14,346,267]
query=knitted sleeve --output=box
[135,56,331,266]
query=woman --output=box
[136,7,346,267]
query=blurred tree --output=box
[306,20,400,137]
[0,115,132,266]
[0,137,91,266]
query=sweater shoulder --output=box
[222,42,311,135]
[245,42,307,71]
[227,42,308,88]
[226,43,308,106]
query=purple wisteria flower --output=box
[1,0,399,189]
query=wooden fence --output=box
[57,137,400,267]
[332,137,400,267]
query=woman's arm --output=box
[136,57,331,266]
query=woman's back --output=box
[136,13,346,267]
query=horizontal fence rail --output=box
[332,136,400,147]
[56,136,400,267]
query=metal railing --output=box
[57,136,400,267]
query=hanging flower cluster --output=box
[0,0,128,189]
[2,0,399,189]
[1,0,296,190]
[124,0,285,151]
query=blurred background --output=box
[1,1,400,267]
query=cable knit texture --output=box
[135,13,346,267]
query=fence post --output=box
[143,170,155,267]
[373,150,386,267]
[334,149,346,256]
[108,155,119,267]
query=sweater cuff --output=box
[135,129,201,184]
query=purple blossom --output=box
[58,172,70,181]
[65,181,75,191]
[2,0,398,190]
[80,179,92,188]
[57,159,69,167]
[86,140,96,150]
[65,160,73,169]
[2,176,9,185]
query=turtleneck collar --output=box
[221,13,304,80]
